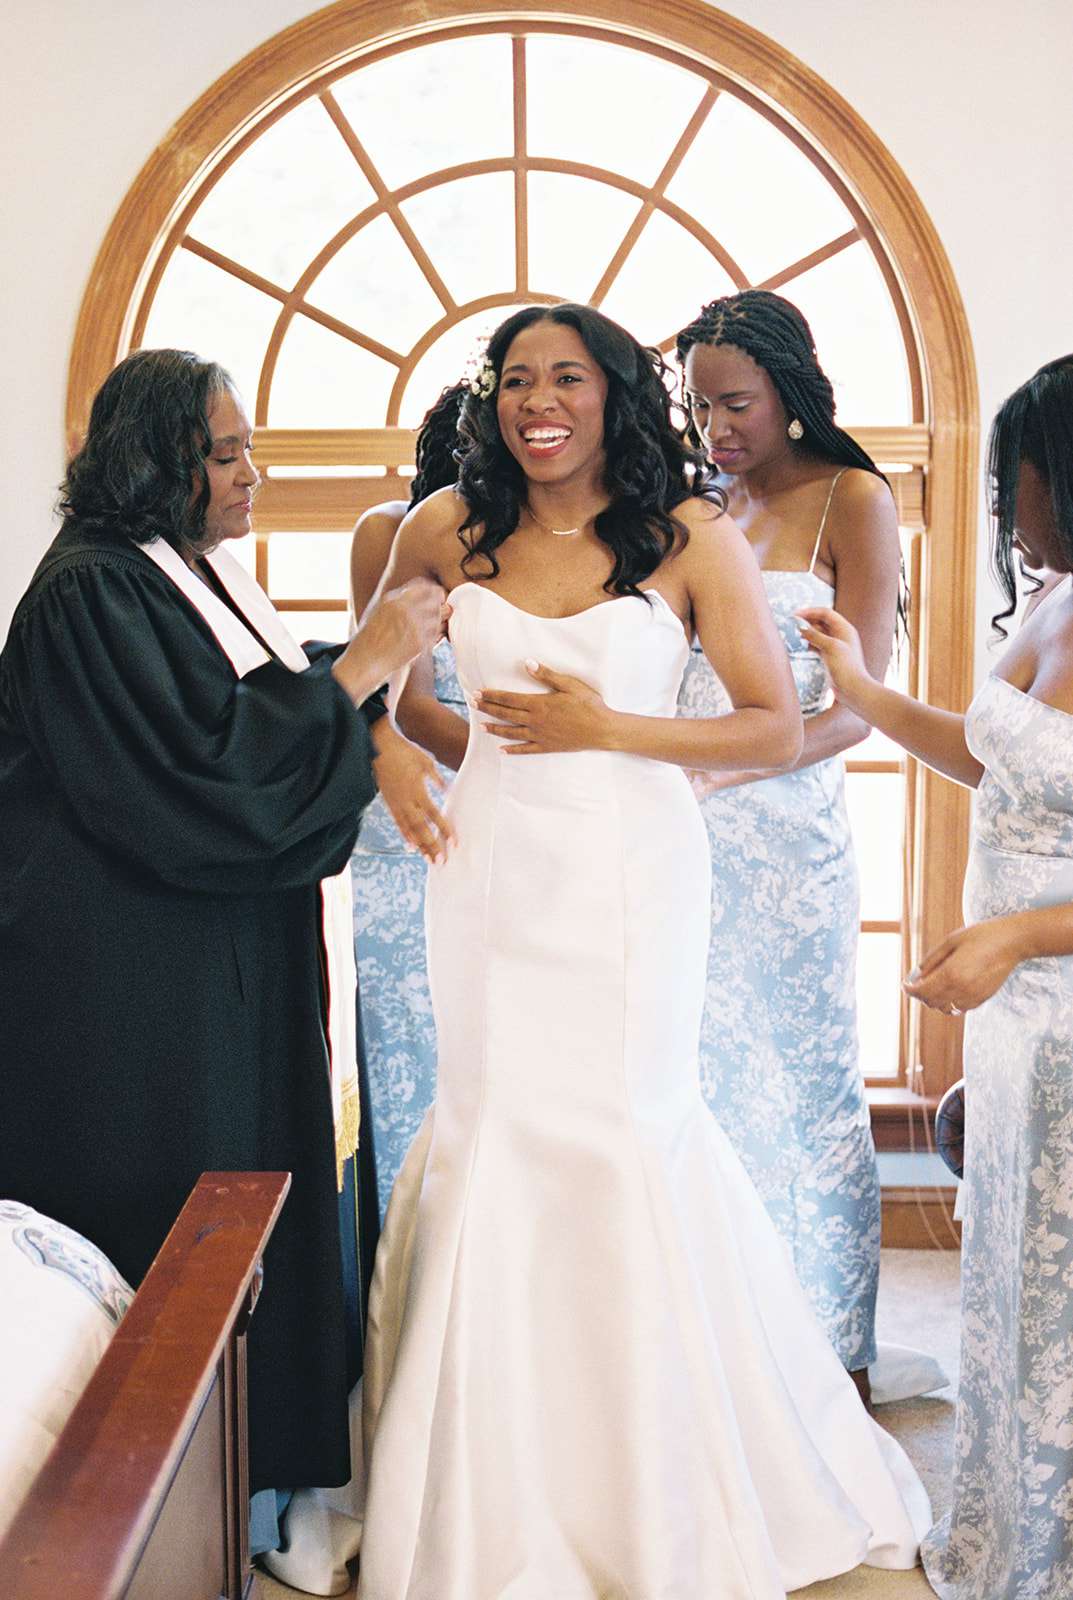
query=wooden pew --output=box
[0,1171,290,1599]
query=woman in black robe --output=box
[0,348,447,1497]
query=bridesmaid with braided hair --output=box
[349,382,470,1218]
[675,288,901,1407]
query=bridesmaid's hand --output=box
[795,607,876,713]
[685,768,755,797]
[903,917,1025,1015]
[371,721,457,863]
[477,662,613,754]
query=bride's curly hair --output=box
[455,304,713,599]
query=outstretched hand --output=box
[903,917,1024,1015]
[477,661,612,754]
[371,720,457,863]
[795,606,875,710]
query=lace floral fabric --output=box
[923,674,1073,1599]
[351,639,467,1218]
[677,571,880,1369]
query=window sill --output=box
[868,1086,939,1153]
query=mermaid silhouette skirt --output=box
[357,583,929,1600]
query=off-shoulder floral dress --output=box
[923,669,1073,1600]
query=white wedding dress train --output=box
[350,583,930,1599]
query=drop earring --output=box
[787,418,804,441]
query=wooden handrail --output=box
[0,1172,290,1599]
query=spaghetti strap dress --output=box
[677,470,881,1370]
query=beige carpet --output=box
[259,1247,961,1600]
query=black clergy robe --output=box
[0,522,378,1492]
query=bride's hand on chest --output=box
[477,662,613,754]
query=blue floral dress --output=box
[351,641,467,1220]
[923,671,1073,1599]
[677,569,880,1370]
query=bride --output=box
[354,304,930,1599]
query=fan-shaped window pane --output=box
[600,211,738,347]
[331,37,515,190]
[306,214,445,348]
[526,36,703,185]
[190,99,377,288]
[785,242,911,424]
[142,249,280,405]
[665,94,854,286]
[400,175,517,305]
[269,318,397,426]
[527,175,640,302]
[398,309,502,426]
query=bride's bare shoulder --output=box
[671,493,751,568]
[401,485,471,538]
[395,485,471,559]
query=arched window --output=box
[67,1,977,1111]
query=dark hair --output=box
[409,382,467,506]
[455,303,709,600]
[676,289,907,632]
[989,354,1073,638]
[675,289,883,479]
[59,348,233,550]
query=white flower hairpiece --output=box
[466,353,497,401]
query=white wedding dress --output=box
[356,582,930,1600]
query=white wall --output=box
[4,0,1072,672]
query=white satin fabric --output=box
[357,583,930,1600]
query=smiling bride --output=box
[352,303,931,1600]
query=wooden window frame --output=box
[65,0,978,1121]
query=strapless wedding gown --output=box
[357,582,929,1600]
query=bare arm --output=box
[349,502,408,626]
[904,902,1073,1015]
[479,503,802,770]
[396,649,469,771]
[336,493,461,859]
[797,607,984,789]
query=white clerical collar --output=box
[140,537,309,678]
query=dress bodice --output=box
[963,672,1073,930]
[967,674,1073,861]
[449,582,690,723]
[678,570,834,721]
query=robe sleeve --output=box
[4,553,378,894]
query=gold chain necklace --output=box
[524,507,596,539]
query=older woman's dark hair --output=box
[989,354,1073,638]
[60,348,233,550]
[409,382,467,507]
[456,304,708,600]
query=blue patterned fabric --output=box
[0,1200,132,1324]
[351,641,468,1219]
[677,570,880,1370]
[923,673,1073,1599]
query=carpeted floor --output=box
[259,1247,961,1600]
